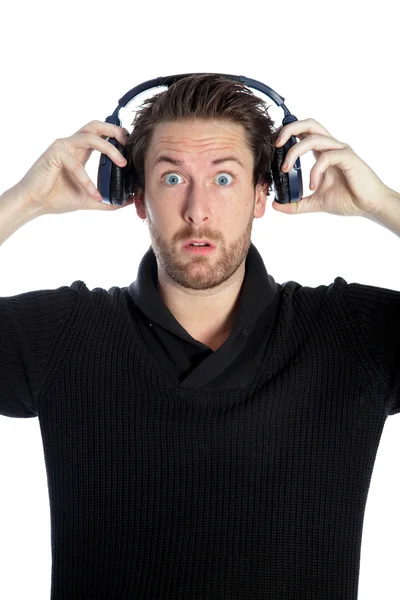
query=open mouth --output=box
[183,245,215,254]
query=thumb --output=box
[272,194,316,215]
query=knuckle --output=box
[87,120,102,134]
[87,132,102,148]
[52,138,66,152]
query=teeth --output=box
[191,243,207,246]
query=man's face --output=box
[134,118,267,291]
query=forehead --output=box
[148,119,248,155]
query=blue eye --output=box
[164,173,181,186]
[216,173,233,186]
[162,172,234,187]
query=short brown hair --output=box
[124,74,278,199]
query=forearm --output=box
[0,186,42,246]
[364,190,400,237]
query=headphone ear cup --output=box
[109,140,130,206]
[110,137,293,205]
[272,145,290,204]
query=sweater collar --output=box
[128,242,278,339]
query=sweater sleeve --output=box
[0,284,78,419]
[337,277,400,416]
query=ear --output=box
[254,182,268,218]
[133,189,147,220]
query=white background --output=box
[0,0,399,598]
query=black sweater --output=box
[1,242,399,599]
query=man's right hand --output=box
[13,120,132,215]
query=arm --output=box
[0,186,43,246]
[364,190,400,237]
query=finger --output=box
[73,132,127,167]
[76,120,127,147]
[281,135,348,171]
[62,151,117,210]
[309,148,354,190]
[297,117,333,138]
[278,118,333,146]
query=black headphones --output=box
[97,72,303,207]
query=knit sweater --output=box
[1,242,399,599]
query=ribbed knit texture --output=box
[1,243,399,599]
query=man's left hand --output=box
[273,118,393,217]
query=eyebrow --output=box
[153,155,245,170]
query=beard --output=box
[145,210,254,292]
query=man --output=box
[0,79,399,597]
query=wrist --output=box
[0,185,44,221]
[364,188,400,237]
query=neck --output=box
[156,264,245,341]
